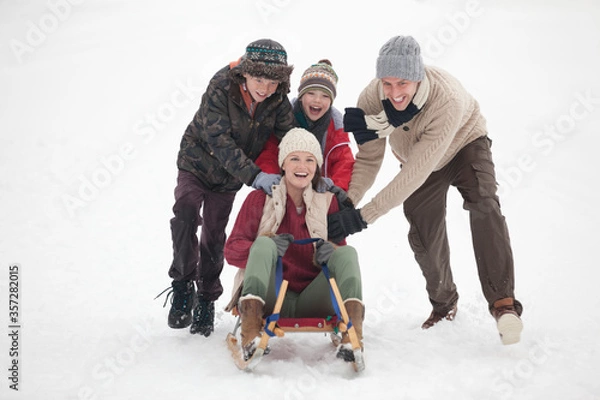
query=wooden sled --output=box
[226,277,365,372]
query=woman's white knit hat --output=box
[278,128,323,168]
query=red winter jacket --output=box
[255,110,355,191]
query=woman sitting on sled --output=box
[224,127,364,364]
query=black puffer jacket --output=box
[176,63,294,192]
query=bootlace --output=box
[155,281,193,311]
[154,286,174,308]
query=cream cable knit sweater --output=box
[348,66,488,224]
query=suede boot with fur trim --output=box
[238,295,265,359]
[337,299,365,362]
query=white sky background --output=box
[1,1,600,399]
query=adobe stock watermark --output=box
[254,0,292,24]
[283,363,331,400]
[9,0,86,64]
[421,0,484,63]
[496,89,599,199]
[366,281,408,327]
[60,78,203,218]
[490,336,560,400]
[76,317,157,400]
[282,281,406,400]
[7,264,21,392]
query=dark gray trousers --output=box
[403,137,520,314]
[169,170,236,301]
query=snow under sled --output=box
[226,277,365,373]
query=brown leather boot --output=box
[421,302,457,329]
[343,300,364,343]
[492,298,523,345]
[337,299,365,362]
[238,296,265,357]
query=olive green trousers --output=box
[241,236,362,318]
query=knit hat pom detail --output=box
[298,59,339,101]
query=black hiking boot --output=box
[162,280,195,329]
[190,296,215,337]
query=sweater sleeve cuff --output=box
[359,203,380,225]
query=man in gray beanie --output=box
[329,35,524,345]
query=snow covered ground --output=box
[1,0,600,399]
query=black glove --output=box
[271,233,294,257]
[343,107,368,131]
[327,207,367,243]
[314,239,336,266]
[352,130,379,145]
[344,108,379,145]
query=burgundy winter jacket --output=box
[224,188,343,293]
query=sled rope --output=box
[321,262,351,331]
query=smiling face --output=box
[243,74,280,103]
[300,90,332,121]
[281,151,318,190]
[381,77,420,111]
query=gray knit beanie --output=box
[376,35,425,81]
[278,128,323,168]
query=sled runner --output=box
[226,239,365,372]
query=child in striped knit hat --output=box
[256,60,355,191]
